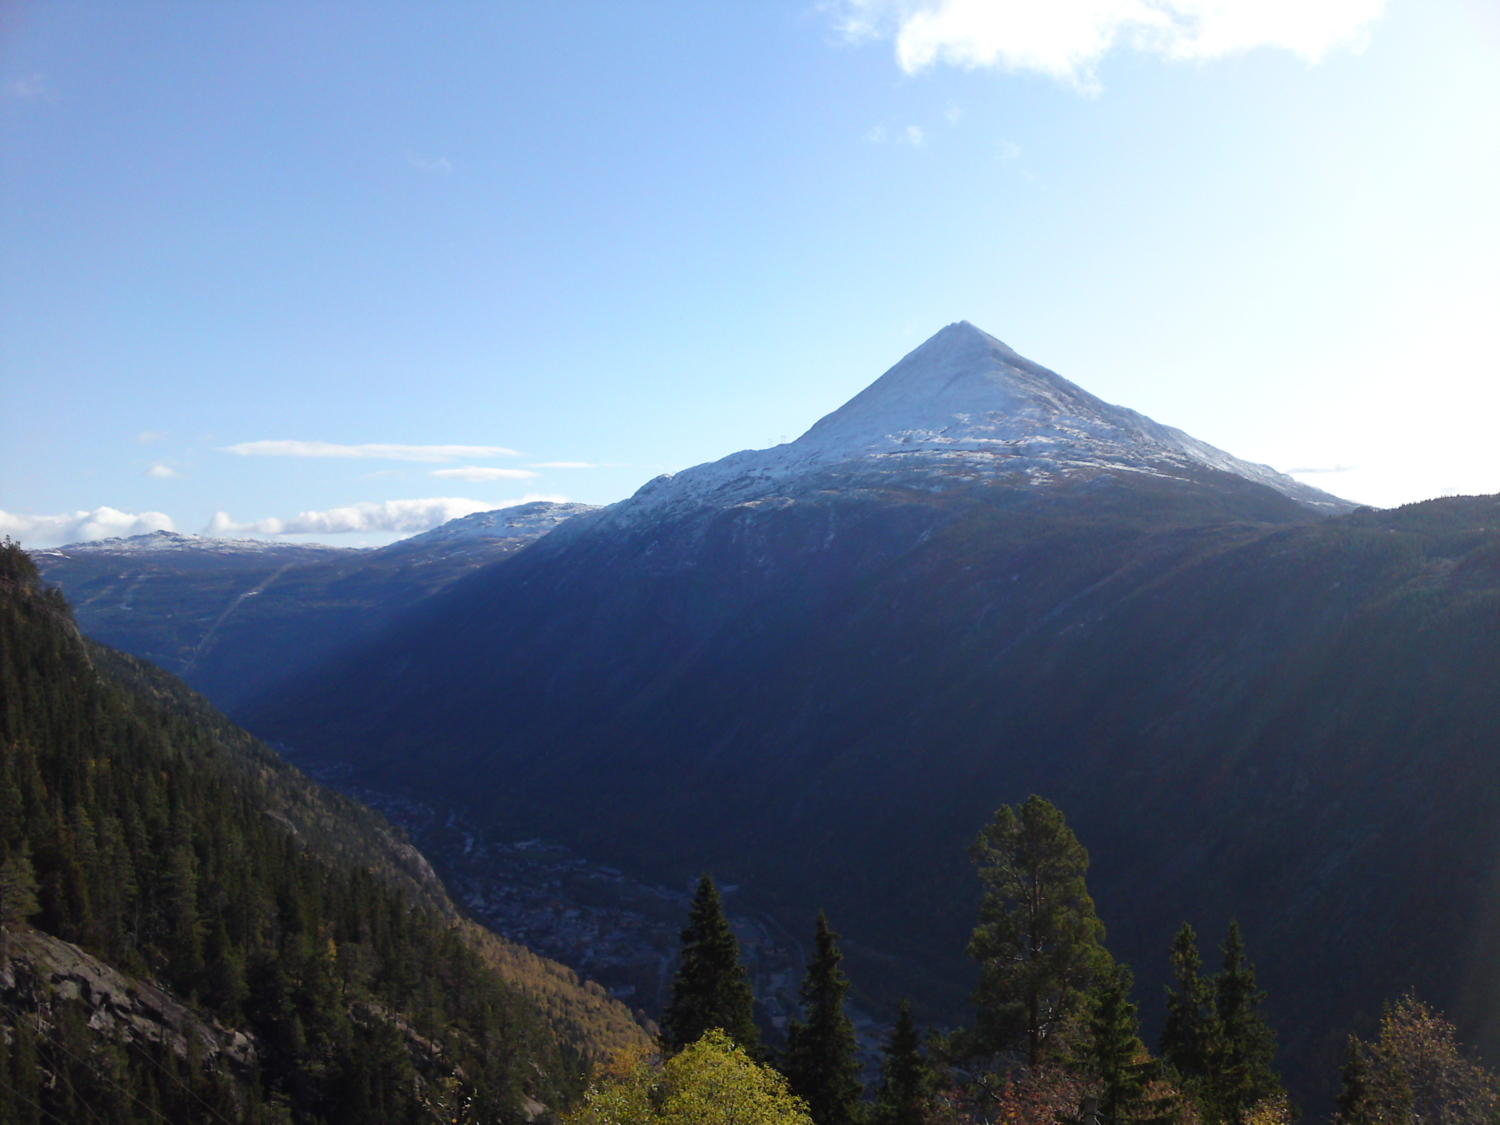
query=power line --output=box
[123,1033,248,1125]
[1,995,241,1125]
[0,1072,80,1125]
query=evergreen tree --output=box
[661,874,759,1055]
[1334,1035,1376,1125]
[967,795,1110,1067]
[1159,922,1217,1084]
[1158,920,1283,1125]
[873,1001,935,1125]
[1208,921,1282,1125]
[1084,963,1172,1125]
[785,912,863,1125]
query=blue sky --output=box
[3,1,1497,546]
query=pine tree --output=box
[661,874,760,1055]
[1159,922,1217,1084]
[1334,1034,1376,1125]
[967,795,1111,1067]
[873,1001,935,1125]
[1084,963,1172,1125]
[1205,921,1283,1125]
[785,912,863,1125]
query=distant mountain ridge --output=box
[35,500,598,709]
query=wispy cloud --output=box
[206,495,567,537]
[137,430,169,444]
[430,466,541,482]
[1288,463,1358,474]
[4,74,47,102]
[998,139,1021,161]
[146,463,183,479]
[944,101,963,125]
[408,154,454,174]
[530,461,602,469]
[220,440,520,462]
[832,0,1385,92]
[866,122,926,145]
[0,507,174,547]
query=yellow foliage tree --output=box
[1336,995,1500,1125]
[566,1029,813,1125]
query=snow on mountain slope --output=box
[41,504,599,563]
[381,501,600,553]
[603,322,1348,527]
[37,530,356,560]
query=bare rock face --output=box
[1,929,256,1073]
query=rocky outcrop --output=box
[0,929,256,1073]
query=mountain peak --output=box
[800,321,1122,452]
[609,322,1350,521]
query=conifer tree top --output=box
[661,874,759,1056]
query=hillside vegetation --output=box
[0,540,646,1124]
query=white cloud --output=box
[834,0,1384,91]
[205,495,567,538]
[1287,463,1357,475]
[998,139,1022,160]
[220,440,520,462]
[4,74,46,102]
[409,155,454,174]
[0,507,174,547]
[530,461,601,469]
[429,466,541,482]
[944,102,963,125]
[137,430,169,444]
[868,121,927,145]
[146,463,182,479]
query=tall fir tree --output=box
[1158,920,1283,1125]
[1209,921,1283,1125]
[785,912,864,1125]
[1159,922,1217,1084]
[1334,1035,1376,1125]
[1083,963,1173,1125]
[661,874,760,1055]
[873,1001,936,1125]
[967,795,1111,1067]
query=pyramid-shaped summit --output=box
[801,320,1168,455]
[615,321,1349,519]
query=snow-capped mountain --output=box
[605,322,1347,527]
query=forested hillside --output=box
[0,540,646,1124]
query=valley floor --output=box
[283,749,890,1079]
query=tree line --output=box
[569,796,1500,1125]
